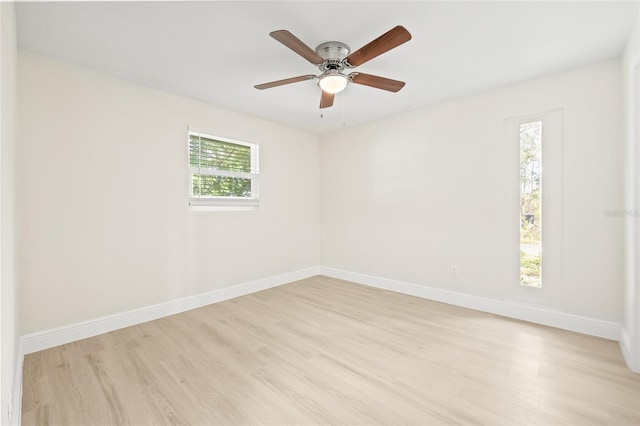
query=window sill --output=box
[188,197,259,212]
[189,205,258,212]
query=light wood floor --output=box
[22,276,640,425]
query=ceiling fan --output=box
[254,26,412,109]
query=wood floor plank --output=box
[22,276,640,425]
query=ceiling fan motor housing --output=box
[315,41,350,72]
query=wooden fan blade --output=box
[344,26,411,67]
[254,74,316,90]
[349,73,405,92]
[270,30,325,65]
[320,91,335,109]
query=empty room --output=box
[1,1,639,425]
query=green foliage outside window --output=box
[189,134,254,198]
[519,121,542,287]
[191,175,252,197]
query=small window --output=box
[188,131,259,207]
[519,120,542,287]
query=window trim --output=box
[503,109,564,308]
[188,129,260,207]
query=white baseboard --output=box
[319,267,621,341]
[620,328,639,372]
[21,265,623,355]
[21,266,322,355]
[18,264,625,369]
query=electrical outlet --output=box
[450,265,459,277]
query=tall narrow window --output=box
[519,121,542,287]
[189,131,259,207]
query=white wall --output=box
[15,34,635,368]
[321,59,624,323]
[622,5,640,372]
[18,53,320,333]
[0,2,20,424]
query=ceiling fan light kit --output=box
[255,26,411,109]
[318,71,348,94]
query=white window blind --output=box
[188,131,259,207]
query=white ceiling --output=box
[16,1,638,134]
